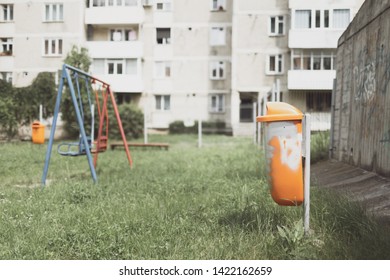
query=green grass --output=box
[311,131,330,163]
[0,134,390,259]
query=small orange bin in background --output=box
[32,121,45,144]
[257,102,304,206]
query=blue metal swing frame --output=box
[41,64,98,185]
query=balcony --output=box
[289,29,344,49]
[288,70,336,90]
[94,74,143,93]
[0,54,14,70]
[310,112,331,131]
[86,41,143,59]
[85,6,144,25]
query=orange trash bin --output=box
[32,121,45,144]
[257,102,304,206]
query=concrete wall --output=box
[332,0,390,176]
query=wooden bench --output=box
[110,142,169,150]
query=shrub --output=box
[0,73,57,140]
[169,121,186,134]
[0,80,18,139]
[108,103,144,140]
[168,120,228,134]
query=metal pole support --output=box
[303,114,311,236]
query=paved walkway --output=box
[311,160,390,225]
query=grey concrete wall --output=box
[332,0,390,176]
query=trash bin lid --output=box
[257,102,303,123]
[32,121,45,127]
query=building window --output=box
[116,93,132,104]
[210,61,225,80]
[210,27,226,46]
[295,10,311,29]
[211,0,226,11]
[45,3,64,22]
[92,0,137,7]
[292,50,336,70]
[155,95,171,111]
[92,0,105,6]
[126,59,138,75]
[333,9,350,29]
[123,0,138,6]
[156,0,172,11]
[1,4,13,21]
[0,72,12,83]
[323,55,332,70]
[107,60,124,75]
[315,10,330,28]
[315,10,321,28]
[324,10,330,28]
[306,92,332,112]
[92,59,138,75]
[295,9,350,29]
[156,28,171,44]
[269,16,285,36]
[210,94,225,113]
[92,59,105,74]
[313,53,321,70]
[267,54,283,75]
[110,29,137,41]
[155,61,171,78]
[43,38,62,56]
[1,38,13,55]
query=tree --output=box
[23,73,57,124]
[0,73,57,140]
[0,80,18,139]
[61,45,92,137]
[64,45,91,72]
[108,103,144,140]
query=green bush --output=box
[108,103,144,140]
[169,121,187,134]
[311,131,330,163]
[0,80,18,139]
[168,120,227,134]
[0,73,57,140]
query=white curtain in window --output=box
[155,95,162,110]
[163,95,170,110]
[295,10,311,28]
[59,4,63,20]
[93,59,105,74]
[45,5,50,20]
[126,59,137,75]
[127,29,137,41]
[210,27,225,45]
[333,9,350,29]
[125,0,138,6]
[217,94,224,111]
[155,62,164,77]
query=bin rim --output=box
[257,114,303,122]
[32,121,45,127]
[256,102,303,123]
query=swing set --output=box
[41,64,132,185]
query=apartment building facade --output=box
[0,0,364,136]
[0,0,84,86]
[231,0,364,134]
